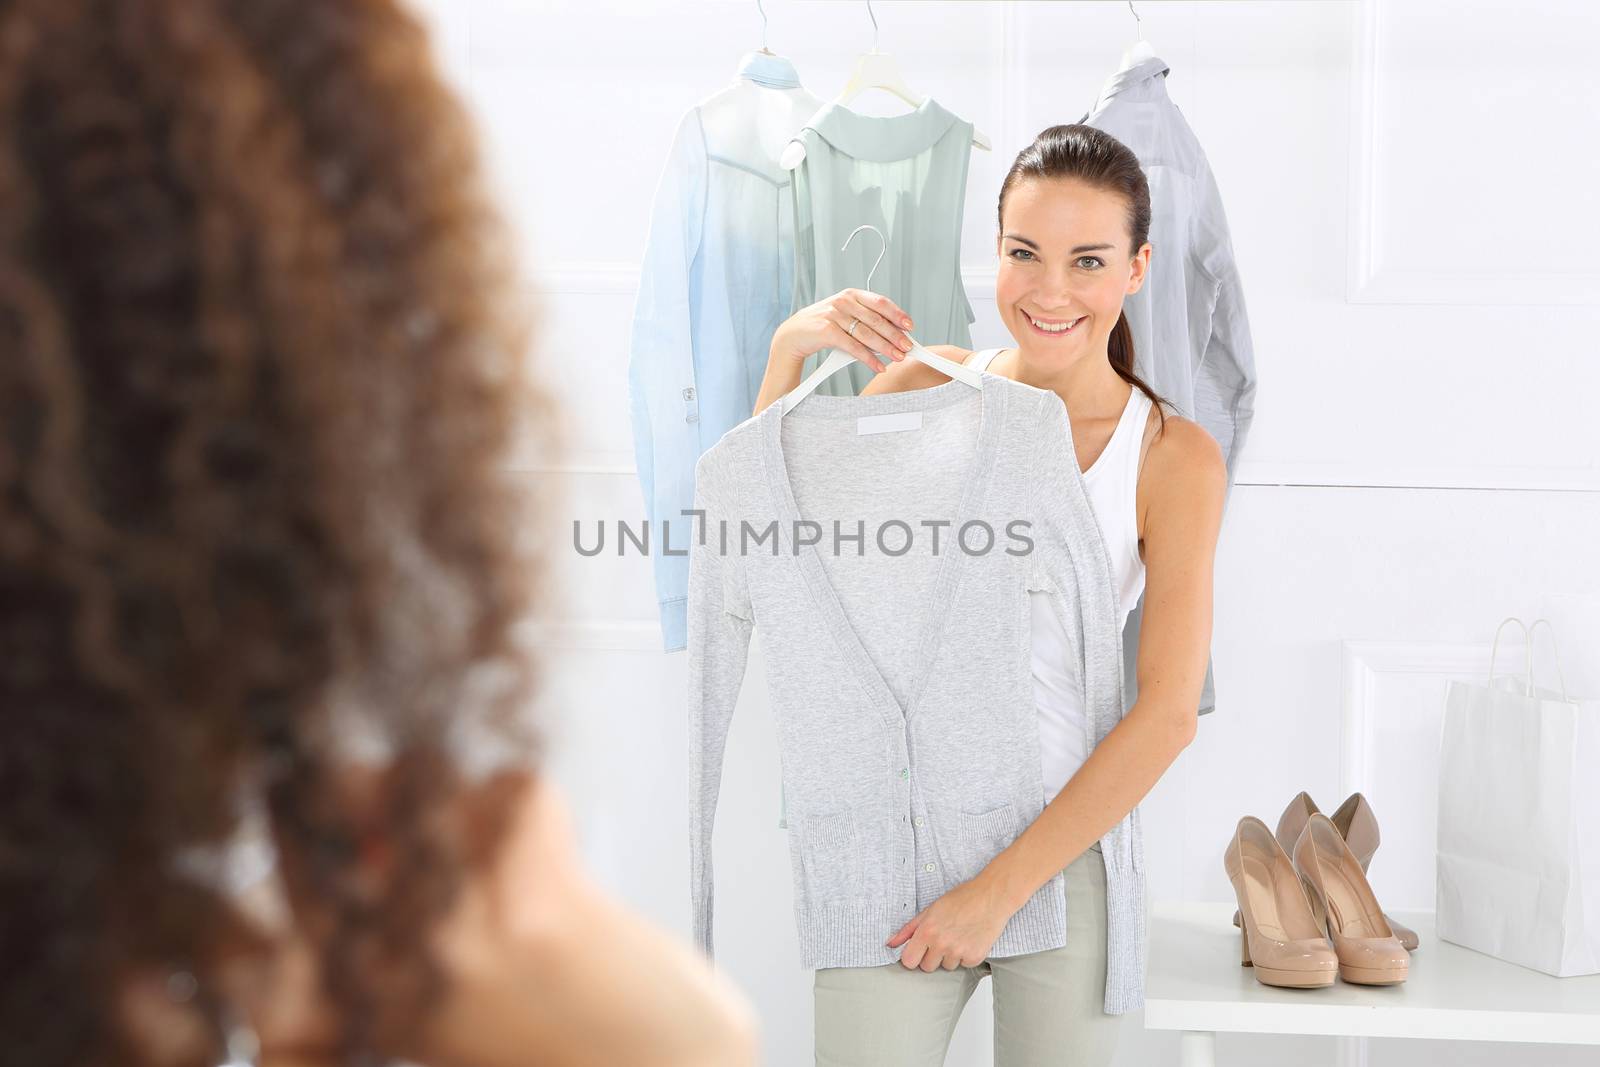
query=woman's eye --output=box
[1008,248,1035,261]
[1077,256,1104,269]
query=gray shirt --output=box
[787,97,978,396]
[686,375,1148,1014]
[1082,53,1260,717]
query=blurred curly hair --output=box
[0,0,557,1064]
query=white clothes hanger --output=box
[755,0,774,55]
[1118,1,1157,70]
[779,0,989,171]
[779,224,984,416]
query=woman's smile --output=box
[1024,310,1086,337]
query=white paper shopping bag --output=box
[1436,618,1600,977]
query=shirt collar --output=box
[799,96,964,163]
[1092,53,1172,108]
[737,50,801,89]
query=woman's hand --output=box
[753,288,918,413]
[885,876,1015,972]
[772,288,916,374]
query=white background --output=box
[407,2,1600,1064]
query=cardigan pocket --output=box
[953,801,1021,885]
[797,809,862,906]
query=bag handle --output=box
[1487,615,1572,703]
[1527,617,1572,704]
[1478,617,1529,694]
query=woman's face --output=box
[995,177,1150,366]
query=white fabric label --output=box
[856,411,923,436]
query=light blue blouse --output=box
[626,53,824,650]
[788,96,978,396]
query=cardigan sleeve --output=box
[685,451,754,962]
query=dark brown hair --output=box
[0,0,556,1064]
[997,123,1170,431]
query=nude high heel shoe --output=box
[1230,791,1420,952]
[1327,793,1419,953]
[1223,816,1338,988]
[1292,813,1409,986]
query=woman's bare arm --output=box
[976,416,1227,908]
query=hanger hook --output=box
[841,224,887,291]
[756,0,768,51]
[1127,1,1144,41]
[866,0,879,53]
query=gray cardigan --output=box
[686,374,1147,1014]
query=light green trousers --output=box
[813,844,1128,1067]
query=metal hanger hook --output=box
[841,224,887,291]
[866,0,879,53]
[756,0,769,51]
[1127,1,1144,41]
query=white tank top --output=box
[968,348,1151,799]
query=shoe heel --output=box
[1240,925,1253,966]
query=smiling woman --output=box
[993,125,1170,428]
[766,122,1227,1067]
[1003,237,1114,335]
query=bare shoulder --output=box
[859,345,974,396]
[1140,407,1227,518]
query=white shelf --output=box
[1144,902,1600,1054]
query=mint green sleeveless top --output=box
[787,97,977,396]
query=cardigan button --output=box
[914,816,925,827]
[900,768,908,780]
[923,863,936,873]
